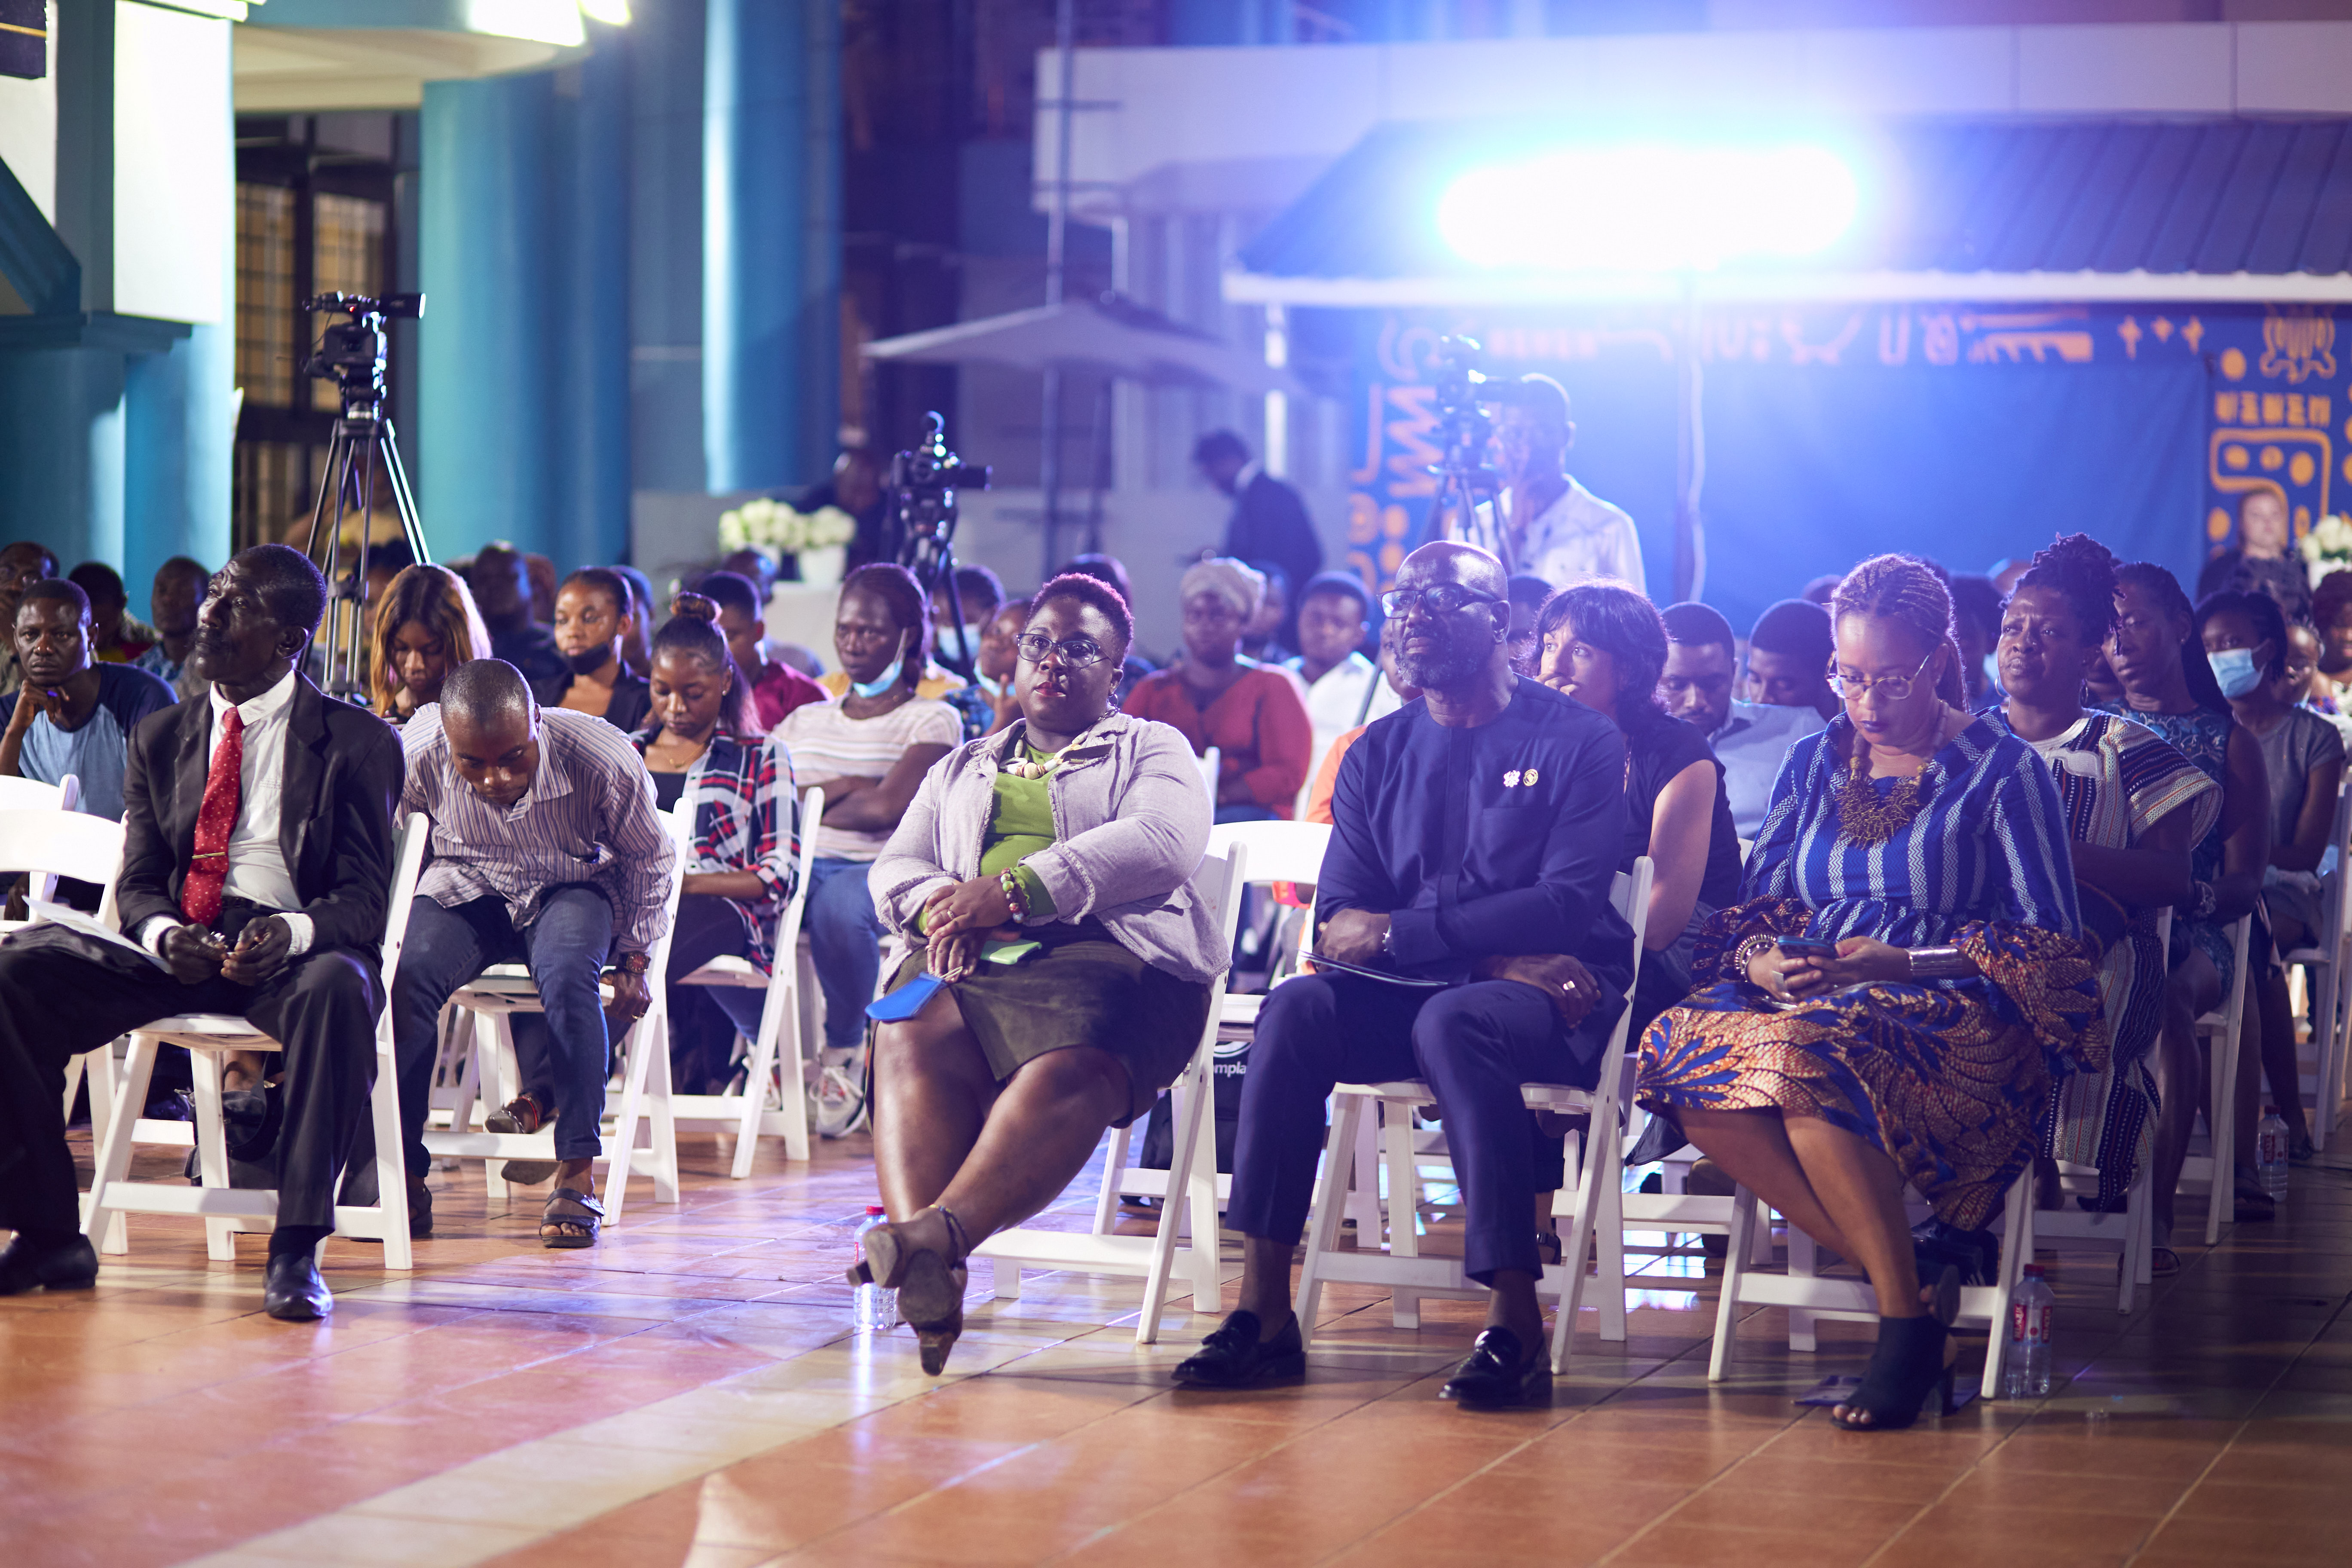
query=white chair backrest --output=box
[377,813,434,974]
[1204,819,1331,887]
[775,785,825,951]
[0,807,126,892]
[0,772,76,812]
[1198,746,1221,798]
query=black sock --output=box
[268,1224,331,1259]
[11,1226,83,1253]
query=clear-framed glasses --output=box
[1828,645,1936,703]
[1380,583,1501,618]
[1013,631,1108,669]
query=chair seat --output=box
[1220,993,1264,1026]
[135,1014,279,1050]
[678,957,764,987]
[2282,947,2328,966]
[1335,1078,1596,1114]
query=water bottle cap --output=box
[2022,1263,2046,1277]
[865,1204,886,1215]
[2263,1105,2279,1115]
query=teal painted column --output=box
[418,70,554,560]
[704,0,839,492]
[0,347,126,571]
[553,21,632,571]
[122,321,235,586]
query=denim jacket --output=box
[870,711,1227,984]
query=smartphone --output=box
[1775,936,1839,962]
[865,972,945,1022]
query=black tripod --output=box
[299,292,431,704]
[1429,335,1512,570]
[890,412,991,680]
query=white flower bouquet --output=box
[716,498,858,555]
[2302,513,2352,588]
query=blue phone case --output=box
[866,972,945,1022]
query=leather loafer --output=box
[0,1233,98,1295]
[1439,1326,1551,1407]
[408,1179,433,1239]
[263,1252,333,1322]
[1173,1310,1306,1388]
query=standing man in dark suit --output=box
[1194,429,1322,649]
[0,545,404,1320]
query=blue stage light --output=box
[1438,144,1858,272]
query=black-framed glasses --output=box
[1380,583,1501,618]
[1013,631,1109,669]
[1828,646,1936,702]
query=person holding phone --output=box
[1638,555,2103,1433]
[856,575,1223,1377]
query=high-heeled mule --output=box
[846,1206,971,1375]
[1830,1265,1960,1433]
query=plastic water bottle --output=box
[854,1206,900,1332]
[2002,1264,2055,1399]
[2257,1106,2291,1203]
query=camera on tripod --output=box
[1427,335,1528,561]
[889,411,992,554]
[302,291,424,412]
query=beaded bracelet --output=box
[1733,934,1779,981]
[998,867,1029,921]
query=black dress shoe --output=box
[409,1179,433,1239]
[263,1252,333,1321]
[223,1085,284,1163]
[1173,1310,1306,1388]
[0,1233,98,1295]
[1440,1326,1551,1407]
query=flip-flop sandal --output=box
[2150,1246,2183,1277]
[541,1187,604,1249]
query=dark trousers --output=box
[1225,974,1602,1284]
[0,925,382,1234]
[665,894,768,1093]
[393,886,614,1176]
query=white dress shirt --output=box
[139,671,315,957]
[1708,699,1829,840]
[1284,650,1402,817]
[1485,475,1644,593]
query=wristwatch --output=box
[606,952,651,977]
[1379,923,1396,963]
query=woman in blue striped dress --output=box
[1638,555,2107,1432]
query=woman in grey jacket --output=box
[852,574,1224,1373]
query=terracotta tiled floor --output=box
[6,1119,2352,1567]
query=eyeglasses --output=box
[1013,631,1109,669]
[1828,646,1936,703]
[1380,584,1502,618]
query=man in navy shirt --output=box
[1,579,177,828]
[1177,541,1634,1407]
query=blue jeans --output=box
[394,886,615,1175]
[805,857,883,1054]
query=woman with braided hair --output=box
[1638,553,2104,1431]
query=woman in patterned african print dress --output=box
[1638,556,2105,1432]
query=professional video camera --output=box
[889,415,993,733]
[1427,334,1521,561]
[302,291,423,415]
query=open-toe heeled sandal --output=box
[1831,1311,1955,1432]
[847,1207,972,1375]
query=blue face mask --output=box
[2208,646,2265,700]
[851,645,906,698]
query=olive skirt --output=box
[890,918,1212,1126]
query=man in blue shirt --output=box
[1659,600,1827,840]
[1178,541,1635,1407]
[1,579,176,827]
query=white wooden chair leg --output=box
[485,1013,516,1211]
[1383,1105,1421,1328]
[603,1017,653,1224]
[1137,1048,1212,1344]
[1184,1061,1225,1316]
[1982,1178,2034,1401]
[370,1026,414,1271]
[61,1053,85,1124]
[1344,1103,1381,1239]
[1785,1225,1819,1353]
[729,995,780,1178]
[84,1037,156,1256]
[645,1005,681,1206]
[1749,1202,1778,1265]
[1293,1092,1362,1353]
[2205,1024,2233,1250]
[775,977,811,1163]
[1595,1123,1628,1344]
[1091,1123,1131,1234]
[189,1049,239,1261]
[1707,1185,1755,1382]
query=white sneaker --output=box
[812,1063,866,1139]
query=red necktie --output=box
[181,707,245,925]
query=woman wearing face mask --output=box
[536,567,651,733]
[630,597,800,1094]
[2095,565,2273,1254]
[777,564,963,1135]
[1991,537,2219,1222]
[2197,589,2338,1164]
[369,564,493,723]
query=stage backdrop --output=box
[1329,303,2342,637]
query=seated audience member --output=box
[0,545,403,1318]
[1537,584,1739,1035]
[694,569,828,729]
[1057,553,1158,701]
[1285,571,1400,816]
[535,567,651,733]
[2198,487,2311,625]
[1992,536,2216,1219]
[467,543,568,685]
[2199,588,2337,1162]
[1658,601,1827,839]
[976,595,1031,734]
[2316,570,2352,711]
[1505,573,1553,670]
[0,542,60,696]
[816,622,968,702]
[67,561,161,664]
[1240,560,1294,665]
[721,548,778,609]
[135,555,210,701]
[392,661,678,1248]
[2097,564,2272,1255]
[1177,542,1635,1405]
[1303,619,1423,827]
[1488,375,1643,593]
[526,553,559,624]
[613,564,657,680]
[1745,597,1839,721]
[1123,558,1311,824]
[633,596,800,1094]
[1640,555,2100,1430]
[1,580,177,825]
[1801,573,1841,606]
[931,564,1004,675]
[1949,573,2005,710]
[778,564,962,1133]
[371,565,493,725]
[858,576,1221,1373]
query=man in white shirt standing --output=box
[1281,572,1400,817]
[1488,374,1642,593]
[1658,601,1825,840]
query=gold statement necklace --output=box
[1834,709,1958,847]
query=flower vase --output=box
[796,545,848,588]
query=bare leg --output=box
[931,1048,1131,1239]
[2151,952,2220,1243]
[871,991,999,1220]
[1781,1118,1919,1319]
[542,1158,597,1240]
[223,1049,267,1091]
[1676,1106,1853,1259]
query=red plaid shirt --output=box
[632,729,802,973]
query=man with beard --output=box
[1176,541,1635,1407]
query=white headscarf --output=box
[1179,557,1265,620]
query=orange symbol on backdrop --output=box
[2260,310,2337,385]
[2222,347,2248,380]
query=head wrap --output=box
[1747,598,1834,664]
[1180,557,1265,620]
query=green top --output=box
[984,746,1060,918]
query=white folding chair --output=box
[429,801,693,1224]
[0,772,82,912]
[971,843,1249,1343]
[1197,746,1221,798]
[2181,911,2255,1247]
[0,807,127,1126]
[2286,781,2350,1151]
[83,813,433,1268]
[658,786,824,1172]
[1291,858,1654,1375]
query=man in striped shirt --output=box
[392,660,676,1246]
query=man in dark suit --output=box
[1194,429,1322,650]
[0,545,404,1320]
